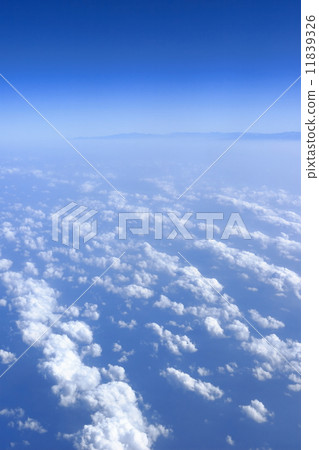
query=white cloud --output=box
[226,435,235,446]
[43,263,64,279]
[204,317,224,337]
[59,321,93,344]
[24,262,39,276]
[113,343,122,352]
[146,323,197,355]
[118,319,137,329]
[174,266,223,304]
[161,367,223,401]
[194,239,301,298]
[81,343,102,358]
[240,399,273,423]
[1,271,167,449]
[0,408,24,418]
[227,320,250,341]
[215,193,300,233]
[197,367,210,377]
[16,418,47,434]
[252,365,273,381]
[97,276,154,300]
[242,333,301,377]
[218,362,237,375]
[154,295,185,315]
[251,231,300,260]
[0,259,13,272]
[82,302,99,321]
[0,222,16,241]
[101,364,126,381]
[0,349,16,364]
[249,309,284,329]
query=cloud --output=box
[1,270,167,448]
[0,259,13,272]
[252,365,273,381]
[118,319,137,329]
[226,435,235,446]
[59,321,93,344]
[204,317,224,337]
[218,362,238,375]
[250,231,300,260]
[24,262,39,276]
[0,349,16,364]
[197,367,210,377]
[153,295,185,315]
[97,276,154,300]
[249,309,284,329]
[194,239,301,298]
[227,320,250,341]
[101,364,127,381]
[241,333,301,377]
[240,399,273,423]
[0,408,46,434]
[174,266,223,304]
[146,323,197,355]
[215,193,300,233]
[82,302,99,321]
[161,367,223,401]
[16,418,47,434]
[0,408,24,418]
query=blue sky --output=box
[1,0,300,143]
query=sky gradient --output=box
[0,0,300,143]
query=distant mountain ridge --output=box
[74,131,300,140]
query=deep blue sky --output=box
[0,0,300,142]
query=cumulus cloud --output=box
[249,309,284,329]
[194,239,301,298]
[16,418,47,434]
[82,302,99,321]
[97,276,154,300]
[252,365,273,381]
[101,364,126,382]
[59,321,93,344]
[0,408,24,418]
[227,320,250,341]
[1,271,167,449]
[118,319,137,329]
[24,262,39,276]
[241,333,301,377]
[215,193,300,233]
[218,362,238,375]
[251,231,300,260]
[146,323,197,355]
[153,295,185,315]
[204,317,224,337]
[0,349,16,364]
[0,259,13,272]
[240,399,273,423]
[0,407,46,434]
[174,266,223,304]
[161,367,223,401]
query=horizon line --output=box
[74,130,301,141]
